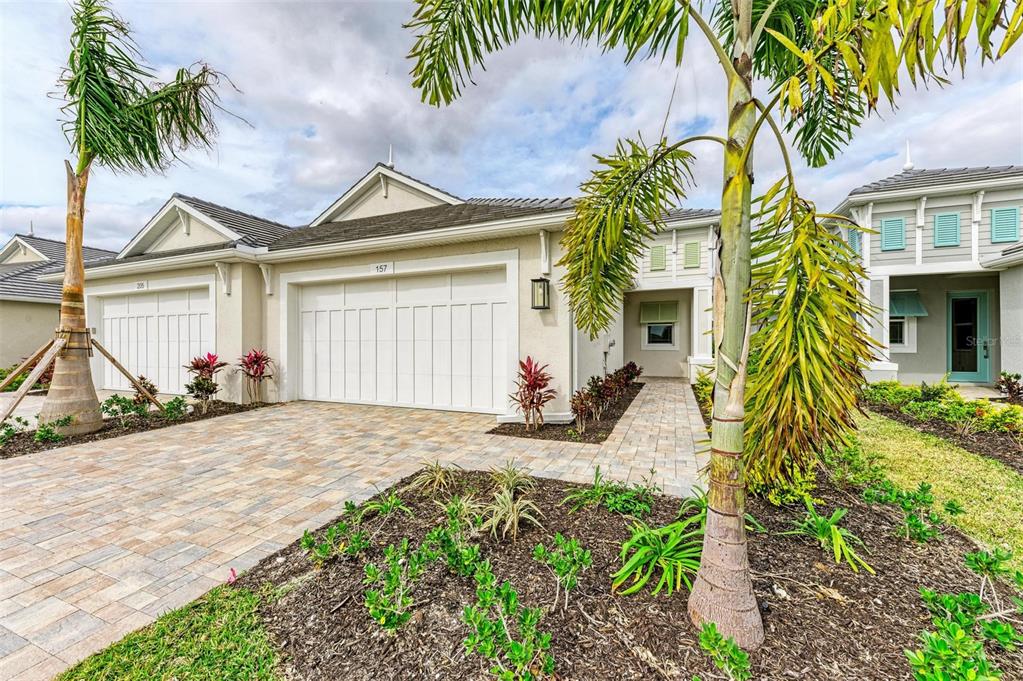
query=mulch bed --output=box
[236,470,1023,680]
[0,400,270,460]
[487,383,644,444]
[867,402,1023,476]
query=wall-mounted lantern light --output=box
[531,277,550,310]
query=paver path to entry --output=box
[0,378,706,680]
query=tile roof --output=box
[0,235,116,302]
[849,166,1023,196]
[269,200,575,252]
[84,242,235,270]
[173,194,293,247]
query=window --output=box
[880,217,906,251]
[639,300,679,350]
[848,228,862,256]
[683,241,701,269]
[650,245,666,271]
[889,317,906,346]
[991,207,1020,243]
[646,324,674,345]
[933,212,960,248]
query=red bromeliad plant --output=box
[510,357,556,432]
[238,349,274,403]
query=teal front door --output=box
[947,291,990,383]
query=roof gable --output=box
[0,236,51,264]
[117,195,291,259]
[310,164,463,226]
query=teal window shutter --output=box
[933,212,960,247]
[650,245,666,271]
[880,217,906,251]
[991,207,1020,243]
[639,301,678,324]
[683,241,700,268]
[889,291,928,317]
[848,228,862,256]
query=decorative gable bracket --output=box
[259,264,274,295]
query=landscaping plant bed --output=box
[488,382,643,444]
[229,470,1022,681]
[0,400,270,460]
[868,402,1023,476]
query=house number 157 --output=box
[371,262,392,275]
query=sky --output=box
[1,0,1022,252]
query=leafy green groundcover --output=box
[58,586,278,681]
[857,413,1023,572]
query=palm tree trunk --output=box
[687,0,764,650]
[38,160,102,435]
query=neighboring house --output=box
[0,233,116,367]
[38,163,719,421]
[836,164,1023,385]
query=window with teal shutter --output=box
[650,245,666,271]
[933,212,960,247]
[991,207,1020,243]
[880,217,906,251]
[848,228,862,256]
[683,241,701,268]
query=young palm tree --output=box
[38,0,227,434]
[406,0,1022,647]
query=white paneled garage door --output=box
[99,288,212,394]
[298,268,510,413]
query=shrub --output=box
[821,439,885,488]
[509,357,556,431]
[0,416,30,446]
[698,622,752,681]
[363,538,433,631]
[612,515,702,596]
[481,489,543,541]
[463,560,555,679]
[781,500,874,574]
[569,389,593,433]
[409,460,458,495]
[132,375,158,406]
[905,618,1002,681]
[919,375,957,402]
[184,376,219,415]
[34,416,72,443]
[585,375,612,421]
[561,466,657,517]
[964,549,1014,605]
[997,371,1023,404]
[300,520,368,567]
[101,394,148,427]
[162,396,188,421]
[864,480,945,543]
[532,533,592,609]
[359,492,412,521]
[238,349,274,402]
[862,380,923,407]
[425,503,482,578]
[693,369,713,417]
[621,361,643,384]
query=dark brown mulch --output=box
[487,383,644,444]
[867,403,1023,476]
[236,471,1023,681]
[0,400,271,460]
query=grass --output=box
[857,413,1023,571]
[58,586,278,681]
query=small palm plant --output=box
[782,500,874,574]
[38,0,229,435]
[612,515,703,596]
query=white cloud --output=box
[2,0,1021,253]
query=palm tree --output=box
[406,0,1022,647]
[38,0,227,434]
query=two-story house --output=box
[836,163,1023,385]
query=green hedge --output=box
[863,380,1023,435]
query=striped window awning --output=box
[890,290,928,317]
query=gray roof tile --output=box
[0,235,116,302]
[849,166,1023,196]
[173,194,292,247]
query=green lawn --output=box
[857,413,1023,571]
[58,586,278,681]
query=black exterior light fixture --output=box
[531,277,550,310]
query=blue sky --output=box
[2,0,1022,251]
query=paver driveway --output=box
[0,378,706,680]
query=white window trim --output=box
[641,322,679,351]
[888,316,918,354]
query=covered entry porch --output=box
[621,287,714,382]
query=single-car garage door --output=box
[99,288,212,394]
[298,268,511,413]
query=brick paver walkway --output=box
[0,378,706,680]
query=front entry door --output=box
[948,291,990,383]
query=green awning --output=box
[890,291,928,317]
[639,301,678,324]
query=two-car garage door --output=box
[99,288,212,394]
[298,268,511,413]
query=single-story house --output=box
[0,233,115,367]
[35,163,718,421]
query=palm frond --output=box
[744,182,879,485]
[558,136,695,339]
[60,0,226,173]
[406,0,693,106]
